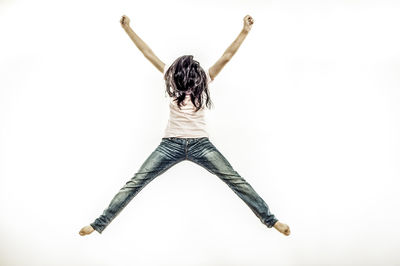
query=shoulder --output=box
[205,68,213,84]
[163,62,170,76]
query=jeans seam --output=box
[185,140,188,160]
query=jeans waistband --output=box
[162,137,209,144]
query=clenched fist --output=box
[243,15,254,32]
[120,15,130,28]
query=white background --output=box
[1,0,399,265]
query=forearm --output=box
[123,25,155,56]
[223,28,249,59]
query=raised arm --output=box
[208,15,254,81]
[120,15,165,73]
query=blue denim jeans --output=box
[90,137,278,234]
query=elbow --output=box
[223,53,232,62]
[142,49,152,58]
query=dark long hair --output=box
[164,55,213,112]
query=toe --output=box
[79,228,87,236]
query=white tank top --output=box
[163,62,213,138]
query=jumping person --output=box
[79,14,290,236]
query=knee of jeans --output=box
[217,170,246,181]
[121,174,149,189]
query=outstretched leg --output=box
[84,139,185,234]
[188,139,279,229]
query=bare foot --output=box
[79,225,95,236]
[273,221,291,236]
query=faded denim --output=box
[90,137,278,234]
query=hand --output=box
[243,15,254,32]
[120,15,130,28]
